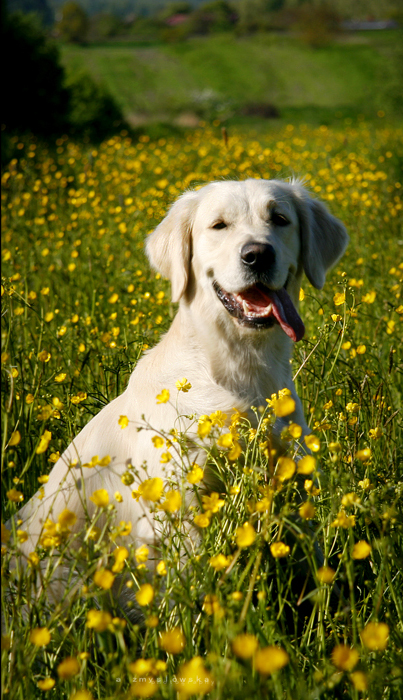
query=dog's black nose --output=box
[241,242,276,272]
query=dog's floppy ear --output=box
[146,190,199,302]
[293,185,349,289]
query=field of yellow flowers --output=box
[1,120,403,700]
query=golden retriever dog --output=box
[10,178,348,608]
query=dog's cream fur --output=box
[13,178,348,603]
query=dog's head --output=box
[146,179,348,342]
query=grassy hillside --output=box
[60,30,403,126]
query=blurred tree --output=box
[90,12,122,39]
[191,0,236,33]
[7,0,53,25]
[1,9,70,135]
[56,1,89,43]
[1,5,127,144]
[67,72,125,139]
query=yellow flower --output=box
[352,541,371,559]
[86,609,112,632]
[156,560,167,576]
[36,430,52,454]
[16,529,28,543]
[30,627,51,646]
[356,448,372,461]
[37,678,56,691]
[7,488,24,503]
[9,431,21,446]
[198,415,212,438]
[156,389,170,403]
[137,478,164,502]
[70,691,94,700]
[297,455,316,474]
[232,634,259,659]
[270,541,290,558]
[202,594,223,616]
[187,465,204,484]
[202,492,224,513]
[331,511,356,528]
[38,350,51,362]
[360,622,389,651]
[356,344,366,354]
[175,377,192,392]
[118,414,129,429]
[341,492,361,507]
[55,372,66,382]
[217,433,233,448]
[273,395,296,417]
[58,509,77,529]
[209,554,231,571]
[112,546,129,572]
[131,678,157,697]
[89,489,109,508]
[135,583,154,606]
[174,656,214,698]
[317,566,336,584]
[228,441,242,460]
[276,456,296,481]
[94,569,115,590]
[369,427,382,439]
[333,292,346,306]
[288,422,302,439]
[146,615,159,628]
[194,513,211,528]
[299,501,315,519]
[362,290,376,304]
[159,627,186,654]
[109,293,119,304]
[57,656,80,680]
[350,671,368,691]
[254,646,289,675]
[358,478,373,490]
[159,490,181,513]
[160,452,172,463]
[331,644,359,671]
[151,435,164,448]
[134,545,149,565]
[304,434,321,452]
[236,522,256,548]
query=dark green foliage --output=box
[1,11,70,135]
[56,1,90,43]
[2,9,128,144]
[66,71,126,139]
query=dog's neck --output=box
[174,300,296,410]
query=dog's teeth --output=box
[266,304,272,314]
[242,300,252,315]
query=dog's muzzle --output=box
[213,280,305,342]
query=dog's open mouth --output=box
[213,281,305,342]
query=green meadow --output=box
[60,30,403,125]
[2,116,402,699]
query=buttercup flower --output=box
[360,622,389,651]
[254,646,289,675]
[331,644,359,671]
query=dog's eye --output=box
[271,212,289,227]
[212,221,227,230]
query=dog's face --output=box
[147,179,348,342]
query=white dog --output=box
[11,178,348,605]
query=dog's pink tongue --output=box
[242,286,305,342]
[270,288,305,342]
